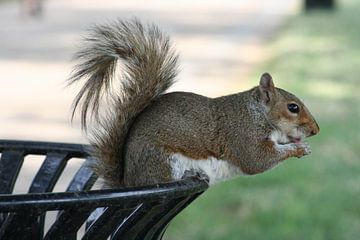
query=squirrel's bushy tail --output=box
[68,19,179,187]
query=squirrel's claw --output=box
[182,169,210,185]
[295,142,311,158]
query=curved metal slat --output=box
[27,152,70,238]
[67,157,97,192]
[151,192,204,240]
[111,203,152,240]
[44,207,95,240]
[29,152,69,193]
[1,152,69,239]
[0,150,25,194]
[82,207,133,240]
[134,198,188,240]
[0,211,44,240]
[0,150,25,228]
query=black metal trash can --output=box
[0,140,208,240]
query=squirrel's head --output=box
[257,73,320,144]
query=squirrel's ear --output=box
[259,73,275,104]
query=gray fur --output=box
[69,19,178,186]
[70,20,319,188]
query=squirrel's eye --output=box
[287,103,299,114]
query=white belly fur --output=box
[169,153,244,185]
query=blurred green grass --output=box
[165,0,360,239]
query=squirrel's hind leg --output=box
[123,143,173,187]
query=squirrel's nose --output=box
[309,122,320,136]
[310,130,317,136]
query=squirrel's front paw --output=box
[293,142,311,158]
[182,169,210,184]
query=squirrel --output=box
[68,19,319,188]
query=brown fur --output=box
[69,19,319,187]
